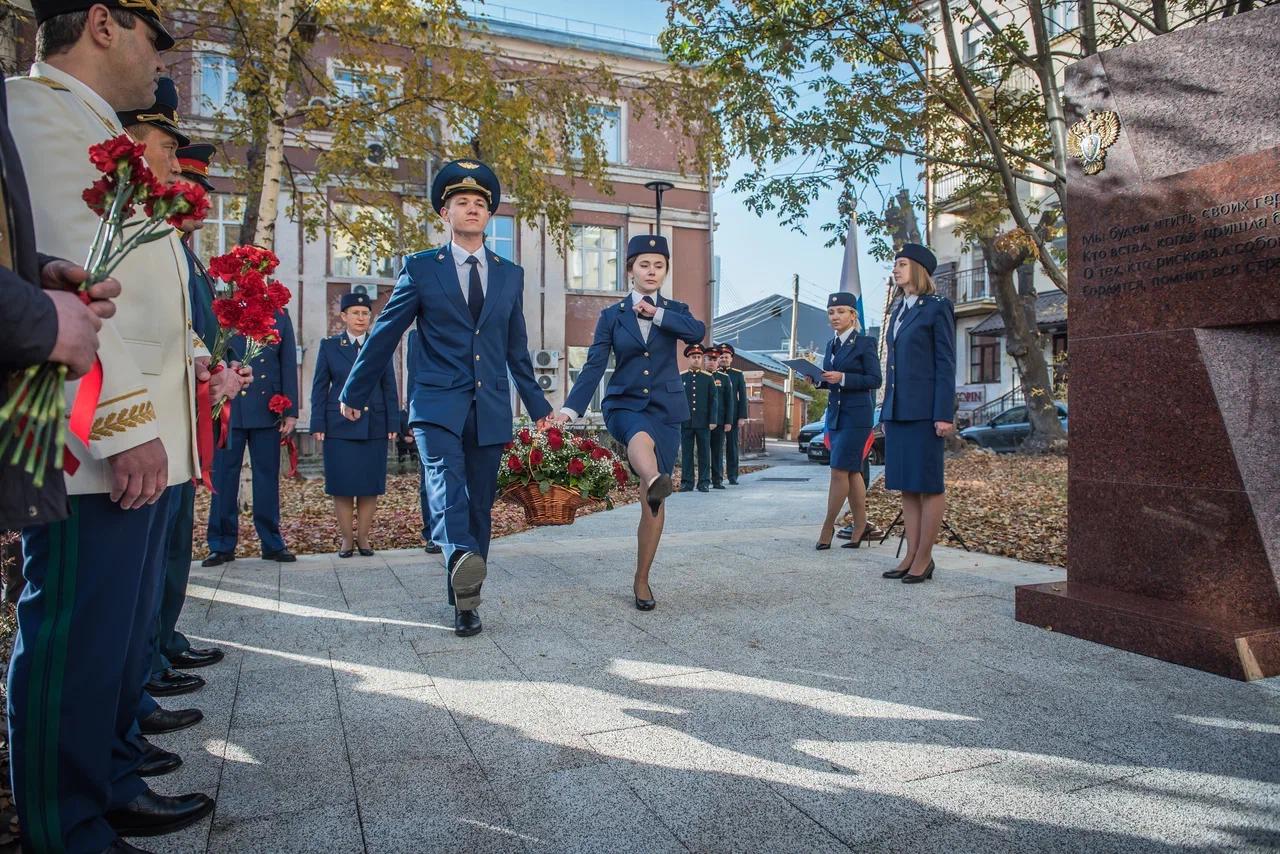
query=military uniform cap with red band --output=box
[30,0,176,51]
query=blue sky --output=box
[483,0,902,330]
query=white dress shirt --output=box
[450,241,488,300]
[348,332,367,349]
[829,327,856,386]
[893,294,919,338]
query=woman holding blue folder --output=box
[811,292,882,550]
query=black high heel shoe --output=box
[902,560,936,584]
[841,523,869,549]
[633,584,656,611]
[646,474,673,516]
[337,545,354,559]
[882,566,911,579]
[815,541,832,551]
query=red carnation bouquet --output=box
[204,245,292,420]
[497,425,628,510]
[268,393,299,478]
[0,134,209,486]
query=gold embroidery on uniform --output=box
[25,77,69,92]
[91,402,156,440]
[95,389,146,409]
[118,0,162,16]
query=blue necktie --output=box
[465,256,483,323]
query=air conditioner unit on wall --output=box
[536,373,558,392]
[531,349,559,370]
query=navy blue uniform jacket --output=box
[880,295,956,422]
[818,335,882,430]
[228,309,299,429]
[311,332,398,439]
[563,293,705,422]
[339,246,550,445]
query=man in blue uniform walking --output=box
[339,159,551,637]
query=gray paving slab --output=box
[155,459,1280,852]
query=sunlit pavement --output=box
[148,463,1280,853]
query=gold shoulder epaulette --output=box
[22,76,70,93]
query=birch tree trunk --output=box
[251,0,296,251]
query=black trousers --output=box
[725,424,740,482]
[680,426,711,487]
[709,427,725,485]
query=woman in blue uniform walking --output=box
[550,234,706,610]
[880,244,956,583]
[814,292,882,550]
[310,292,399,558]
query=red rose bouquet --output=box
[205,245,292,420]
[0,134,209,486]
[497,426,628,513]
[268,393,299,478]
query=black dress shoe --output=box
[882,567,911,579]
[712,483,726,490]
[138,707,203,736]
[200,552,234,567]
[262,548,296,562]
[696,484,710,493]
[902,560,936,584]
[633,585,655,611]
[449,552,486,610]
[424,541,442,554]
[677,486,694,493]
[357,547,375,557]
[137,738,182,778]
[169,647,224,669]
[106,788,215,837]
[645,474,673,516]
[454,608,483,637]
[144,669,204,697]
[337,548,354,559]
[728,479,739,485]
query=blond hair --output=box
[905,260,936,296]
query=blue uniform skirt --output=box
[605,408,680,476]
[828,424,871,472]
[883,420,945,494]
[323,438,388,497]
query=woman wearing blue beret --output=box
[880,244,956,583]
[310,292,399,558]
[814,292,882,550]
[550,234,706,611]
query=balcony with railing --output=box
[935,266,993,306]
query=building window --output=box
[568,225,621,291]
[486,215,516,261]
[572,104,623,164]
[330,203,397,279]
[567,346,614,413]
[195,53,240,117]
[962,25,986,66]
[970,334,1001,384]
[331,67,400,164]
[194,194,246,263]
[1046,0,1080,36]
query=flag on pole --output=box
[838,211,865,331]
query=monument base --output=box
[1015,582,1280,681]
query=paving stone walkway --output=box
[147,462,1280,853]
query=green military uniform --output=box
[707,349,732,489]
[721,343,749,484]
[679,344,719,492]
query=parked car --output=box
[959,402,1068,452]
[797,417,825,453]
[807,405,884,467]
[806,432,830,465]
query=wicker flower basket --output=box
[501,482,592,526]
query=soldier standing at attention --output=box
[706,344,733,490]
[679,344,718,493]
[718,343,749,485]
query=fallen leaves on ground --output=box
[194,463,765,559]
[859,449,1067,566]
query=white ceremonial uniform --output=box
[7,63,208,493]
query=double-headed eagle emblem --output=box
[1067,110,1121,175]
